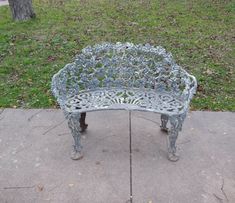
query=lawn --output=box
[0,0,234,110]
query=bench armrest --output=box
[182,74,197,110]
[51,69,67,109]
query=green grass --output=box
[0,0,234,110]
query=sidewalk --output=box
[0,0,8,7]
[0,109,234,202]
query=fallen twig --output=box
[43,119,66,135]
[28,109,43,121]
[134,115,160,125]
[178,140,191,145]
[213,193,223,203]
[14,144,32,154]
[221,178,229,202]
[3,185,35,190]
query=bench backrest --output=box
[52,43,197,108]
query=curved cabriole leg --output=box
[80,112,88,132]
[67,113,83,160]
[160,114,169,132]
[167,115,182,162]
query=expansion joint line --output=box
[129,110,133,203]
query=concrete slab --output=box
[0,109,234,203]
[0,109,130,203]
[131,111,235,203]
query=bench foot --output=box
[160,114,169,132]
[168,152,179,162]
[71,147,83,160]
[166,115,185,162]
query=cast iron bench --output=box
[51,42,197,161]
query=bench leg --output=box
[67,113,83,160]
[167,115,183,162]
[160,114,169,132]
[80,112,88,132]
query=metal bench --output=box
[51,42,197,161]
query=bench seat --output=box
[65,88,184,115]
